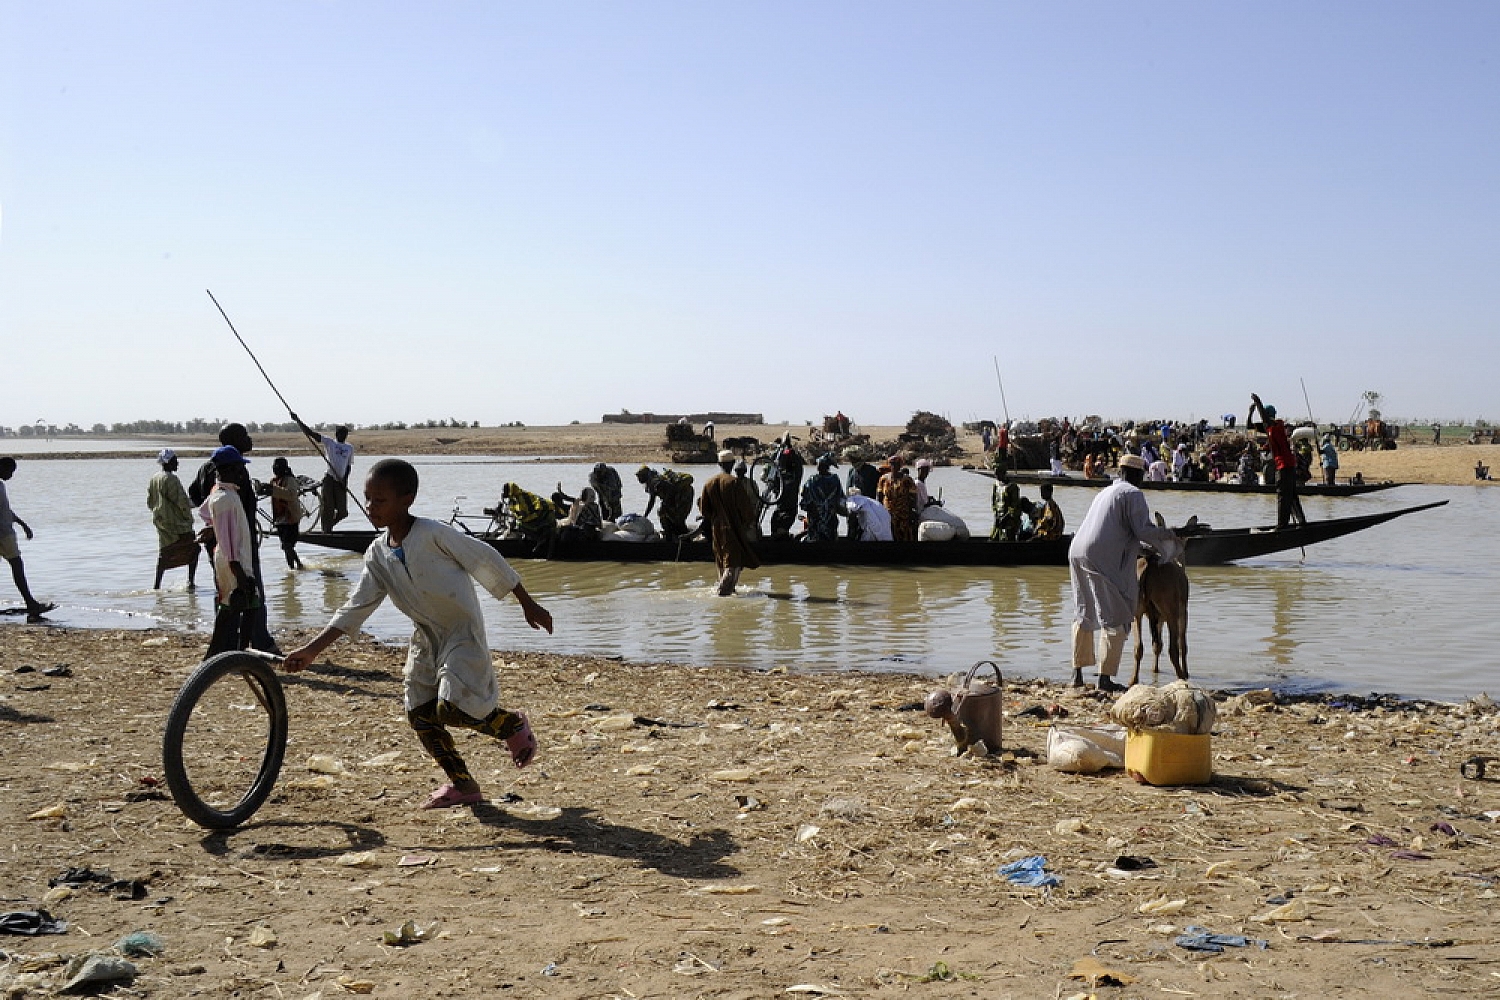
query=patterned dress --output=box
[798,472,845,542]
[877,472,919,542]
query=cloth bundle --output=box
[1108,680,1217,735]
[917,505,970,539]
[601,514,659,543]
[917,520,956,542]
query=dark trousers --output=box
[206,602,256,658]
[1275,472,1306,528]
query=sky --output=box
[2,1,1497,431]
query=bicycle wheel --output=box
[300,492,323,533]
[162,651,289,829]
[297,478,323,533]
[750,458,782,505]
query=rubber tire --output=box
[750,458,782,505]
[162,651,288,830]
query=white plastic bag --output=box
[1046,724,1126,774]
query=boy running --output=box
[283,459,553,810]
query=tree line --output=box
[0,418,483,438]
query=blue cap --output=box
[210,445,250,466]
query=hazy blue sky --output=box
[2,2,1496,430]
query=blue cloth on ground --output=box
[997,855,1062,887]
[1174,925,1268,952]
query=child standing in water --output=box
[268,457,305,570]
[283,458,553,810]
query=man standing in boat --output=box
[1247,394,1305,529]
[768,434,805,539]
[1067,454,1179,693]
[294,415,354,533]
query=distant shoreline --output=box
[4,422,1495,486]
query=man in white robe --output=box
[1068,454,1179,692]
[844,490,893,541]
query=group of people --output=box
[989,478,1065,542]
[482,443,968,599]
[137,419,358,654]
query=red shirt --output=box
[1266,420,1295,471]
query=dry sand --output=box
[3,629,1500,998]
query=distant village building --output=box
[602,411,763,425]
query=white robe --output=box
[1068,481,1177,631]
[844,494,893,541]
[330,517,522,718]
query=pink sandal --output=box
[506,714,537,769]
[421,783,484,810]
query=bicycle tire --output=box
[300,495,323,533]
[162,651,289,830]
[750,458,782,505]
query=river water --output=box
[0,446,1491,702]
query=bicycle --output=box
[444,494,518,537]
[162,649,289,829]
[748,435,799,506]
[254,475,323,534]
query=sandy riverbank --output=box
[2,628,1500,997]
[16,422,1500,486]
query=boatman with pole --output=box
[1247,393,1306,529]
[294,415,354,532]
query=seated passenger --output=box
[559,487,603,542]
[501,482,558,545]
[991,481,1027,542]
[1031,482,1065,541]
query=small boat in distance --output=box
[297,502,1447,569]
[970,469,1407,497]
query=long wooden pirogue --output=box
[296,501,1447,568]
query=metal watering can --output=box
[924,660,1004,756]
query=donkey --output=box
[1128,514,1194,686]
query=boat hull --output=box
[297,501,1446,568]
[974,470,1406,497]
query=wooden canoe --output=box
[972,469,1407,496]
[296,501,1447,568]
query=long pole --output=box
[206,289,367,520]
[207,289,297,415]
[992,356,1011,426]
[1300,377,1315,426]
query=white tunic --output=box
[1068,481,1177,631]
[330,518,522,717]
[844,493,893,541]
[320,436,355,479]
